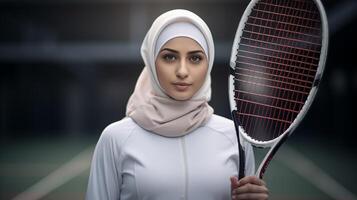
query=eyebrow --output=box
[187,50,205,55]
[160,48,204,54]
[160,48,179,54]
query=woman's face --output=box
[155,37,208,101]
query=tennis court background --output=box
[1,0,356,199]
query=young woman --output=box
[86,9,269,200]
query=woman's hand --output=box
[230,176,269,200]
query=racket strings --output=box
[268,0,313,138]
[235,71,312,89]
[238,49,319,68]
[237,52,318,74]
[258,1,314,139]
[234,0,322,141]
[236,66,313,86]
[248,16,321,33]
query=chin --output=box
[170,93,193,101]
[172,96,190,101]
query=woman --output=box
[86,9,269,200]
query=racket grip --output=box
[238,144,245,180]
[232,111,245,179]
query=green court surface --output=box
[1,135,356,200]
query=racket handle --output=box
[232,111,245,179]
[238,144,245,180]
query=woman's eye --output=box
[163,54,176,62]
[190,55,202,63]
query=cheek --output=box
[195,66,208,88]
[155,61,171,89]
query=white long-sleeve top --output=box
[86,114,255,200]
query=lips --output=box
[173,82,192,91]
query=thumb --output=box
[230,176,239,190]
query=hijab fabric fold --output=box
[126,9,214,137]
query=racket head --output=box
[229,0,329,147]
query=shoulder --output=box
[203,114,237,144]
[205,114,235,131]
[103,117,138,135]
[98,117,138,148]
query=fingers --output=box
[232,184,269,200]
[232,182,269,195]
[231,176,269,200]
[237,176,266,187]
[230,176,239,190]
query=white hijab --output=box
[126,9,214,137]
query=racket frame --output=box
[229,0,329,178]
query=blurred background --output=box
[0,0,356,199]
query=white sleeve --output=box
[243,141,256,176]
[86,129,121,200]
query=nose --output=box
[176,60,189,79]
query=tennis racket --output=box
[229,0,329,179]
